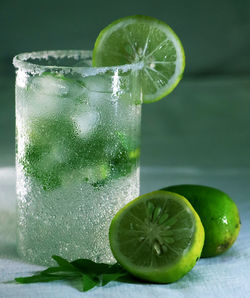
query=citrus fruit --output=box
[93,15,185,103]
[109,190,204,283]
[162,185,241,257]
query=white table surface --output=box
[0,166,250,297]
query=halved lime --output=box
[109,191,204,283]
[93,15,185,103]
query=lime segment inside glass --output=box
[109,191,204,283]
[93,15,185,103]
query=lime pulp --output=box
[109,190,204,283]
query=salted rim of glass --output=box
[13,50,143,76]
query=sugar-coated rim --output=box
[13,50,143,76]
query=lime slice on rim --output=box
[109,191,204,283]
[93,15,185,103]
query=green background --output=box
[1,0,250,167]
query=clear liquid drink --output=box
[13,50,142,265]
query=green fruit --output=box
[109,191,204,283]
[162,185,241,257]
[93,15,185,103]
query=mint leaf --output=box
[15,274,65,283]
[71,259,109,275]
[14,255,133,292]
[82,274,99,292]
[41,268,81,277]
[101,272,128,286]
[71,259,125,275]
[52,255,79,271]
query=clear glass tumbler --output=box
[13,50,142,265]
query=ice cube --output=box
[83,73,111,93]
[73,110,100,137]
[31,73,86,98]
[31,74,69,97]
[26,73,87,118]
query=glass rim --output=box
[13,50,143,75]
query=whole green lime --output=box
[162,185,241,257]
[109,191,204,283]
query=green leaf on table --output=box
[15,274,65,283]
[14,255,132,292]
[41,268,81,277]
[41,266,71,275]
[101,272,128,286]
[52,255,79,271]
[71,258,126,275]
[82,274,99,292]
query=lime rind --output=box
[163,184,241,257]
[109,190,204,283]
[93,15,185,103]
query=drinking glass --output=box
[13,50,142,265]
